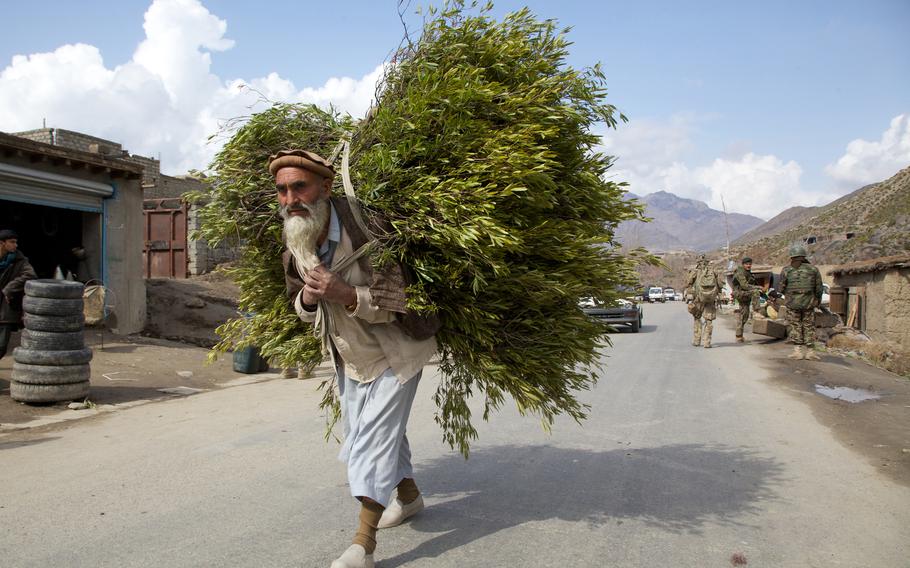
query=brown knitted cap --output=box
[267,149,335,178]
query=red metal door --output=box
[143,198,188,278]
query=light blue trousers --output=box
[337,367,421,507]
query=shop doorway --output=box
[0,199,101,281]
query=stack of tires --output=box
[11,280,91,403]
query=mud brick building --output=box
[828,254,910,346]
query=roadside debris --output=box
[157,387,205,396]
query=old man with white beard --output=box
[270,149,439,568]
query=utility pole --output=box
[721,195,733,271]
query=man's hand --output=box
[302,264,356,307]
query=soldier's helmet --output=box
[788,244,808,258]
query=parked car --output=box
[581,298,643,332]
[662,287,676,301]
[647,286,665,303]
[674,292,684,301]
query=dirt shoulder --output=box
[144,273,240,347]
[0,328,271,429]
[725,315,910,487]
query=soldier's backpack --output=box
[696,267,718,303]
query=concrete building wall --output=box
[0,151,146,334]
[883,269,910,347]
[104,178,147,334]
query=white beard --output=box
[283,198,331,273]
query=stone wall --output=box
[186,203,239,275]
[14,128,123,156]
[128,155,161,186]
[145,174,202,200]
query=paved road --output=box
[1,303,908,567]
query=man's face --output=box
[275,167,332,218]
[1,238,17,255]
[743,261,752,271]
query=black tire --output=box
[12,362,91,385]
[24,279,85,299]
[23,297,84,317]
[10,380,90,403]
[630,318,640,333]
[23,313,85,333]
[20,330,85,351]
[13,347,93,365]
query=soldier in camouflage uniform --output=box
[779,244,823,360]
[732,256,764,343]
[685,255,724,348]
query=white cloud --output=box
[825,114,910,187]
[0,0,382,174]
[693,153,829,218]
[600,113,695,171]
[601,115,836,219]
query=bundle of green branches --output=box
[192,1,649,456]
[188,104,349,378]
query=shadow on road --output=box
[382,443,784,567]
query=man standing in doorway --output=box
[0,230,37,360]
[685,255,724,348]
[270,149,439,568]
[732,256,763,343]
[780,244,823,360]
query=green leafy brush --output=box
[189,1,652,456]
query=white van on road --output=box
[648,286,665,303]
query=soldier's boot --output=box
[702,321,713,348]
[692,320,702,347]
[803,345,821,361]
[787,346,804,360]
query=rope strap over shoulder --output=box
[307,134,377,355]
[327,134,373,240]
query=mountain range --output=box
[617,191,764,252]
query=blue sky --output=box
[1,0,908,217]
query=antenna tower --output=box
[721,195,732,267]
